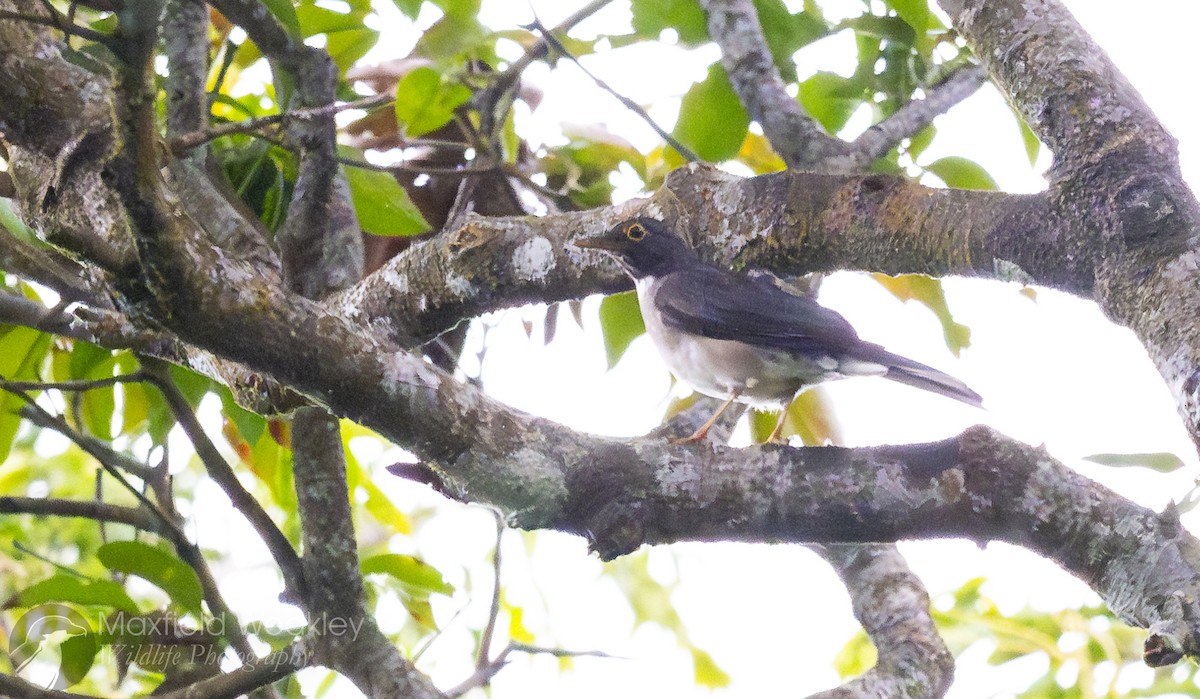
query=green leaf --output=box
[798,71,863,134]
[412,13,490,64]
[597,290,646,369]
[10,575,139,614]
[296,3,364,36]
[843,15,916,47]
[326,28,379,74]
[391,0,423,19]
[394,66,472,137]
[925,156,998,190]
[690,646,731,688]
[433,0,480,20]
[340,148,431,236]
[60,631,100,685]
[672,64,750,162]
[361,554,454,596]
[751,0,829,82]
[1083,452,1187,473]
[97,542,204,616]
[631,0,708,45]
[870,273,971,355]
[1015,110,1041,167]
[0,198,46,249]
[888,0,930,36]
[259,0,302,38]
[147,364,212,444]
[0,325,52,462]
[66,342,118,440]
[219,385,267,447]
[750,388,840,444]
[907,124,936,160]
[344,428,412,535]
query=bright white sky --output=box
[197,2,1200,697]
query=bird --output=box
[575,217,982,443]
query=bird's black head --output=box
[575,218,700,279]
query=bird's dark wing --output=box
[652,266,861,354]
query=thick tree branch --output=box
[939,0,1174,180]
[163,0,208,141]
[210,0,363,298]
[808,545,954,698]
[0,9,135,274]
[698,0,845,169]
[336,166,1058,349]
[939,0,1200,449]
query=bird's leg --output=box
[766,408,791,444]
[671,389,742,444]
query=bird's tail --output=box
[854,345,983,408]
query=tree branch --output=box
[141,361,305,602]
[333,166,1057,350]
[152,640,311,699]
[851,64,989,163]
[0,495,166,533]
[698,0,845,169]
[163,0,209,141]
[808,545,954,698]
[290,407,443,699]
[938,0,1200,450]
[209,0,363,298]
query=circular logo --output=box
[8,604,93,689]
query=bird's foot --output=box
[669,428,710,445]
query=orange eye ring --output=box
[624,222,647,241]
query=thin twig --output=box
[533,23,700,162]
[0,372,146,394]
[171,93,394,154]
[447,640,619,698]
[476,508,505,671]
[139,359,306,601]
[16,401,157,482]
[0,8,112,44]
[13,541,93,579]
[0,495,165,533]
[852,63,988,164]
[13,397,177,527]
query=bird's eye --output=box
[624,222,647,241]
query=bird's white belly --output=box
[636,277,843,405]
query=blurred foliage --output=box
[0,0,1138,696]
[836,578,1200,698]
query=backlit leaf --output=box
[10,575,139,614]
[0,325,52,462]
[631,0,708,45]
[691,646,731,688]
[341,147,430,237]
[394,67,471,137]
[98,541,204,616]
[871,273,971,355]
[598,290,646,369]
[798,72,863,134]
[925,155,998,190]
[361,554,453,596]
[672,65,750,162]
[1083,452,1187,473]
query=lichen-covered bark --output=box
[938,0,1200,450]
